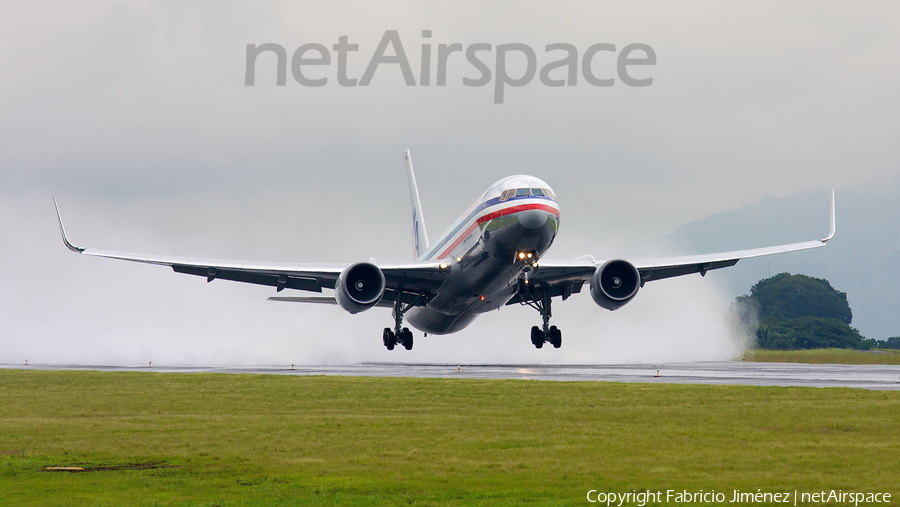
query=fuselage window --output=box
[531,188,545,196]
[515,188,531,197]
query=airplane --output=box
[54,150,835,351]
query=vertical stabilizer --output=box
[403,149,429,259]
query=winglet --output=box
[404,150,430,260]
[822,189,835,242]
[53,198,84,253]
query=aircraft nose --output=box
[516,208,553,229]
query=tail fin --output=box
[403,149,429,259]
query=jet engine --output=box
[590,259,641,311]
[334,262,386,314]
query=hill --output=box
[735,273,868,350]
[658,179,900,340]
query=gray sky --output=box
[1,1,898,364]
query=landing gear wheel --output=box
[387,296,415,351]
[531,326,544,348]
[549,326,562,348]
[524,286,563,350]
[383,328,396,350]
[401,327,414,350]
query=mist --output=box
[2,1,898,366]
[3,189,746,366]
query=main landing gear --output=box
[527,287,562,349]
[383,295,414,351]
[531,325,561,349]
[383,327,412,350]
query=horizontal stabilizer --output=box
[267,296,338,304]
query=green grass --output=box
[1,369,898,506]
[745,348,900,365]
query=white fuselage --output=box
[406,175,560,334]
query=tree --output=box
[759,316,867,350]
[878,336,900,350]
[749,273,852,324]
[735,273,864,350]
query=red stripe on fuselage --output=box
[434,202,559,260]
[475,202,559,225]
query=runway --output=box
[4,362,900,390]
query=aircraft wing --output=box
[54,199,446,305]
[511,190,835,304]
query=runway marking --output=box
[4,362,899,390]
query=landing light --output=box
[532,261,538,268]
[439,262,449,270]
[457,257,462,262]
[526,252,533,259]
[518,252,526,259]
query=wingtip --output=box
[822,189,836,243]
[53,198,84,253]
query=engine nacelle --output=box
[334,262,386,314]
[590,259,641,311]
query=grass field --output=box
[1,369,898,506]
[745,348,900,365]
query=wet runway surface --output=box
[4,362,900,390]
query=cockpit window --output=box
[501,187,554,200]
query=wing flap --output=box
[174,265,324,292]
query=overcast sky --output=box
[1,1,898,365]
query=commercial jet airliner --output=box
[55,150,835,350]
